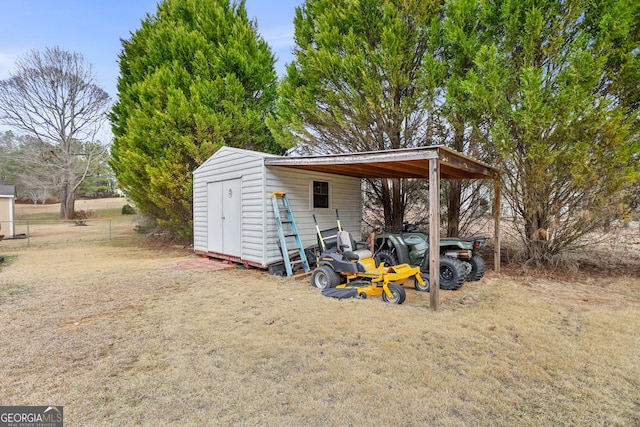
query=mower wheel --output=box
[311,265,340,289]
[464,254,486,282]
[382,284,406,304]
[414,274,430,292]
[359,291,367,299]
[374,250,398,267]
[439,256,466,290]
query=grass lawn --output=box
[0,202,638,426]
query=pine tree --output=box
[457,0,639,263]
[110,0,280,237]
[268,0,444,231]
[439,0,496,237]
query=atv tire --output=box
[439,256,467,290]
[464,254,486,282]
[382,284,406,304]
[374,250,398,267]
[311,265,340,289]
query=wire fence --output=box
[0,217,139,249]
[12,199,130,217]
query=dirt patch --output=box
[61,305,145,328]
[163,257,238,272]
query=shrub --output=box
[121,204,135,215]
[69,210,92,225]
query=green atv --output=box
[373,222,487,291]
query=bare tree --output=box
[25,188,52,205]
[0,47,110,218]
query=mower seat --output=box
[337,230,373,261]
[318,227,339,252]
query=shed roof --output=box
[0,185,16,196]
[264,146,498,180]
[193,146,279,174]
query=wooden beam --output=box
[266,147,438,168]
[493,174,501,273]
[429,157,440,310]
[265,146,500,180]
[438,148,496,178]
[439,166,495,180]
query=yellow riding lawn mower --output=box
[310,213,425,304]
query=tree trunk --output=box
[447,116,465,237]
[59,182,75,219]
[380,179,392,229]
[447,180,461,237]
[379,178,405,232]
[391,178,404,232]
[524,208,550,264]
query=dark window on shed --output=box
[313,181,330,209]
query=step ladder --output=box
[270,192,310,276]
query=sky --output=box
[0,0,303,101]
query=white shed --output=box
[0,185,15,238]
[193,147,362,268]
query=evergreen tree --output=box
[439,0,496,237]
[110,0,280,237]
[457,0,639,264]
[268,0,444,231]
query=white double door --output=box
[207,179,241,257]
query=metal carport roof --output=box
[265,146,497,180]
[265,145,501,310]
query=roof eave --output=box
[264,146,499,180]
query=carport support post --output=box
[429,158,440,310]
[493,175,501,272]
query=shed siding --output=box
[194,147,363,268]
[264,167,362,265]
[193,148,268,265]
[241,174,267,263]
[0,197,14,237]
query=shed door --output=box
[207,179,242,257]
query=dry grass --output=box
[0,207,639,426]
